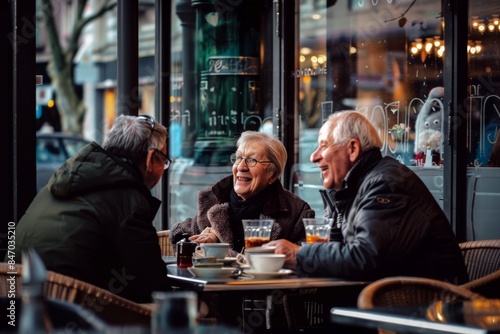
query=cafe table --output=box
[330,299,500,334]
[166,263,369,333]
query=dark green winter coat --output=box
[15,142,169,303]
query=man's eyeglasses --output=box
[154,149,172,170]
[137,114,155,139]
[230,153,272,167]
[137,115,171,169]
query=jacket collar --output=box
[320,148,382,206]
[341,148,382,193]
[212,175,290,216]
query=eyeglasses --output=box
[154,149,172,170]
[137,115,171,169]
[230,153,272,167]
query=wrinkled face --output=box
[310,121,354,191]
[232,142,276,201]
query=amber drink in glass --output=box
[303,218,333,243]
[242,219,274,249]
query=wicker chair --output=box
[459,239,500,281]
[157,230,175,256]
[461,269,500,299]
[357,276,484,334]
[0,263,152,326]
[0,263,22,297]
[357,276,482,310]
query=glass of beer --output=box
[303,218,333,243]
[242,219,274,249]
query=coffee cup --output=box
[236,246,276,267]
[195,243,230,259]
[248,254,285,273]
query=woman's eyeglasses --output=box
[137,115,171,170]
[230,153,272,167]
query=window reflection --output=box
[468,7,500,167]
[297,0,445,167]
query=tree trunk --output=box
[47,61,86,136]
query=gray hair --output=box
[236,131,287,178]
[103,115,167,165]
[327,110,383,151]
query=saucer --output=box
[187,267,235,279]
[244,246,276,254]
[216,257,237,266]
[243,269,293,279]
[192,262,223,268]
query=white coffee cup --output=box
[195,243,230,259]
[236,246,276,267]
[248,254,285,273]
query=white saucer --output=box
[244,246,276,254]
[243,269,293,279]
[216,257,237,265]
[187,267,235,279]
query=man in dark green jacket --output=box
[15,115,171,303]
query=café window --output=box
[468,10,500,167]
[293,0,446,215]
[293,0,500,235]
[296,0,445,167]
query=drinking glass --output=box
[151,291,197,333]
[242,219,274,248]
[303,218,333,243]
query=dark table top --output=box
[166,264,369,292]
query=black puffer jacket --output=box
[171,175,314,255]
[297,149,468,284]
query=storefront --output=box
[167,0,500,240]
[2,0,499,245]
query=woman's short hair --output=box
[103,115,167,165]
[327,110,383,151]
[236,131,287,178]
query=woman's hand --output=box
[189,227,220,243]
[265,239,300,268]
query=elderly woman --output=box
[171,131,314,254]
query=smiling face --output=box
[310,120,359,190]
[232,141,277,201]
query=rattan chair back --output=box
[0,262,152,326]
[459,239,500,281]
[357,276,482,309]
[461,269,500,299]
[44,270,153,325]
[157,230,175,256]
[0,263,22,297]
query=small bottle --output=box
[425,146,433,167]
[176,234,196,268]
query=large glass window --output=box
[294,0,445,215]
[466,2,500,240]
[168,0,274,225]
[292,0,500,238]
[297,0,444,165]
